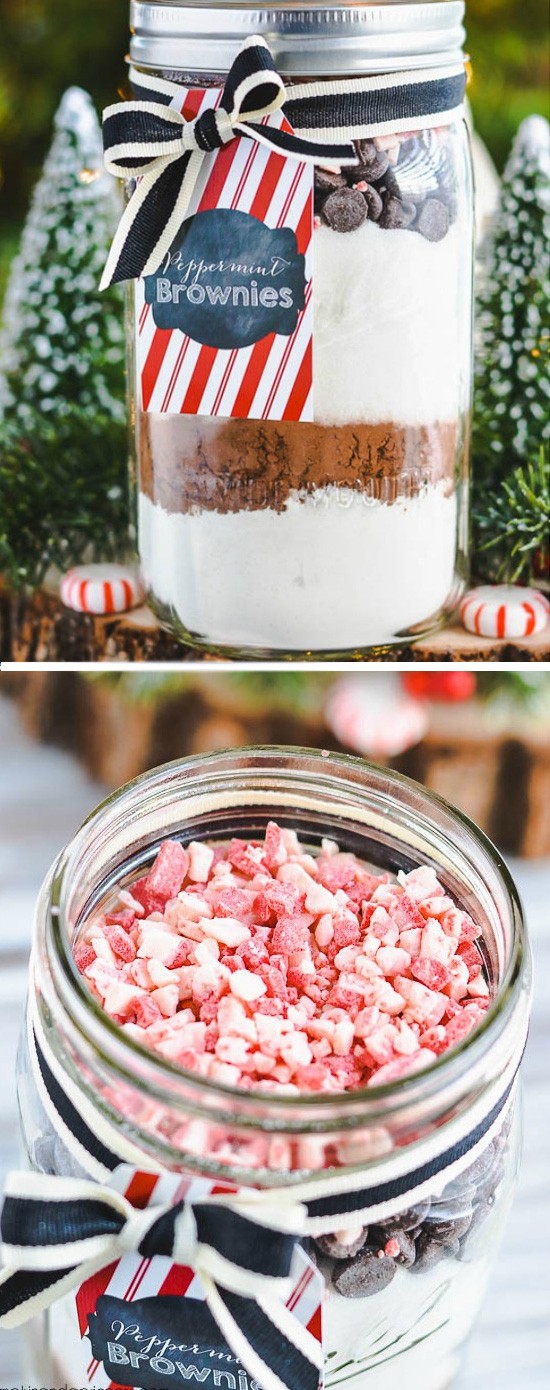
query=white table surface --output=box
[0,692,549,1387]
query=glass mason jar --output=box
[128,1,474,658]
[18,749,530,1390]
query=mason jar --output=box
[16,749,530,1390]
[125,1,474,657]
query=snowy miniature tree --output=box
[473,115,550,584]
[0,86,125,427]
[0,88,131,589]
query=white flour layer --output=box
[139,484,458,650]
[313,220,465,427]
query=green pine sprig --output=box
[0,405,130,590]
[477,672,550,707]
[473,444,549,584]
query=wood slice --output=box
[1,589,208,664]
[1,587,548,662]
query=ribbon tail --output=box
[202,1273,321,1390]
[0,1255,106,1330]
[100,151,201,289]
[235,119,357,166]
[141,149,204,278]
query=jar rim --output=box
[40,746,529,1136]
[129,1,466,77]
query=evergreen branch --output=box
[472,446,550,585]
[0,406,130,590]
[477,672,550,708]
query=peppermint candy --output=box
[326,675,429,758]
[459,586,549,640]
[59,564,144,615]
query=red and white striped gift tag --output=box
[136,85,314,422]
[51,1168,324,1389]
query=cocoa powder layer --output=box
[138,412,459,515]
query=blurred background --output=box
[2,667,549,850]
[0,0,549,295]
[0,668,549,1386]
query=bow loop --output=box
[102,100,187,177]
[220,34,286,123]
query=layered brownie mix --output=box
[140,132,460,514]
[137,126,468,648]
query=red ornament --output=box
[402,672,477,703]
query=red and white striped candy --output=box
[59,564,145,615]
[326,675,429,759]
[460,586,549,640]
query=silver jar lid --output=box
[129,2,466,77]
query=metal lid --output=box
[129,2,466,77]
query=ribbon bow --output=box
[0,1170,320,1390]
[100,35,356,290]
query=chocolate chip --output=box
[424,1213,472,1243]
[361,183,384,221]
[398,136,422,163]
[415,198,450,242]
[322,186,368,232]
[379,196,417,230]
[385,1228,416,1267]
[465,1199,493,1239]
[476,1160,505,1204]
[432,1192,475,1222]
[463,1141,497,1187]
[315,167,347,194]
[457,1201,494,1260]
[383,1201,430,1232]
[379,166,401,198]
[413,1233,459,1272]
[441,1177,476,1205]
[435,154,458,218]
[315,1229,368,1260]
[332,1250,396,1298]
[354,139,390,181]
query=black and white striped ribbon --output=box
[0,990,523,1390]
[100,34,466,289]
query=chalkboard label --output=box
[144,208,306,349]
[88,1293,261,1389]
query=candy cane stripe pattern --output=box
[135,83,314,422]
[59,565,145,616]
[459,586,550,640]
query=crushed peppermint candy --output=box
[74,824,489,1094]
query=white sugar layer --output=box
[313,220,465,427]
[139,485,458,650]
